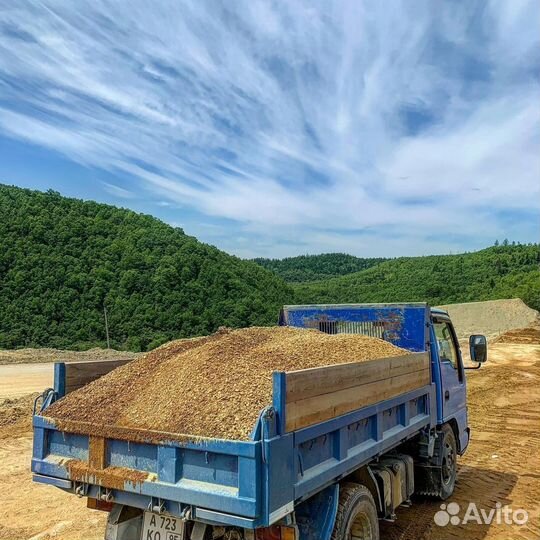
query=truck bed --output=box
[32,350,434,528]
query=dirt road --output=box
[381,342,540,540]
[1,342,539,540]
[0,363,53,399]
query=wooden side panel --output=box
[284,353,430,432]
[64,359,132,394]
[285,353,430,401]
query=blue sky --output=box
[0,1,539,258]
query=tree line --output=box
[0,185,292,351]
[291,245,540,311]
[1,184,537,352]
[253,253,389,282]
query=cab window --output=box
[434,320,459,370]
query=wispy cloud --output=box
[102,181,135,199]
[0,1,538,256]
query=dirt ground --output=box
[0,391,107,540]
[0,341,539,540]
[493,326,540,345]
[0,364,54,399]
[0,347,140,366]
[380,338,540,540]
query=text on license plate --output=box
[142,511,185,540]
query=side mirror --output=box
[469,335,487,364]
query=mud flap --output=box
[105,505,143,540]
[415,425,456,499]
[414,463,444,498]
[295,484,339,540]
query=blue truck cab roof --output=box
[283,302,448,314]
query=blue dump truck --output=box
[31,303,487,540]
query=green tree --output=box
[294,245,540,310]
[0,184,293,350]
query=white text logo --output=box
[434,502,528,526]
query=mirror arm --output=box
[464,363,483,370]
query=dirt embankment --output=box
[0,394,38,439]
[0,347,141,365]
[492,326,540,344]
[0,348,143,365]
[437,298,540,340]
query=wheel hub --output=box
[442,441,456,485]
[350,511,373,540]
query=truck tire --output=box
[331,482,379,540]
[417,424,458,499]
[438,424,457,500]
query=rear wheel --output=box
[331,483,379,540]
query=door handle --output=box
[445,390,450,401]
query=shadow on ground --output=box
[379,465,519,540]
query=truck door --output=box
[433,318,467,433]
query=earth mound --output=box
[436,298,540,339]
[44,326,405,441]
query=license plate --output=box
[141,511,185,540]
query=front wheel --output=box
[416,424,458,500]
[439,424,457,500]
[331,482,379,540]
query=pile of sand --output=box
[492,327,540,345]
[0,393,38,439]
[437,299,540,339]
[43,326,405,441]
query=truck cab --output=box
[430,308,469,452]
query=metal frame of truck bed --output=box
[32,383,434,528]
[31,303,436,529]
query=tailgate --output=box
[31,416,262,528]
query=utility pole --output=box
[104,305,111,349]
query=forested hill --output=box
[253,253,389,282]
[293,245,540,311]
[1,185,537,352]
[0,185,292,351]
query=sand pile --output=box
[437,298,540,339]
[0,393,38,439]
[492,326,540,345]
[43,326,406,441]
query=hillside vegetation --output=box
[293,245,540,311]
[0,185,291,351]
[253,253,388,282]
[1,185,537,353]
